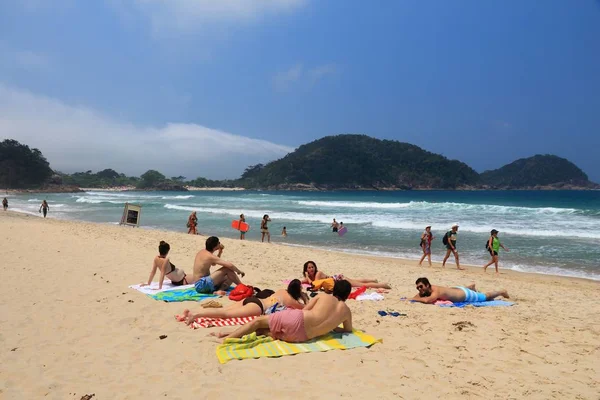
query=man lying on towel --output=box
[214,280,353,343]
[409,277,509,304]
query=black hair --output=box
[255,289,275,299]
[303,261,317,277]
[286,279,302,301]
[415,277,430,287]
[332,279,351,301]
[283,226,286,229]
[158,240,170,256]
[205,236,220,251]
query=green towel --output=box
[148,287,218,302]
[216,330,382,364]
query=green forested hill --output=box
[238,134,480,189]
[480,154,597,188]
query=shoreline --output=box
[3,208,597,283]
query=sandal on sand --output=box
[201,300,223,308]
[378,310,406,317]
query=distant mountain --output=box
[480,154,598,189]
[238,134,480,189]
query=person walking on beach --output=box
[483,229,509,274]
[261,214,271,243]
[418,225,434,267]
[409,277,509,304]
[331,218,339,233]
[39,200,49,218]
[2,197,7,211]
[187,211,198,235]
[239,214,247,240]
[442,223,463,270]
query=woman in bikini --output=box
[187,212,198,235]
[261,214,271,243]
[183,279,309,325]
[301,260,391,289]
[141,241,189,289]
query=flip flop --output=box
[377,310,407,317]
[201,300,223,308]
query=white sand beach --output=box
[1,211,598,399]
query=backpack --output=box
[442,232,449,245]
[228,283,254,301]
[485,237,493,250]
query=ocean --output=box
[5,190,600,281]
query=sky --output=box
[1,0,599,181]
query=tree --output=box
[0,139,53,188]
[170,176,186,182]
[138,170,166,188]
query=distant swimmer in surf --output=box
[331,218,339,233]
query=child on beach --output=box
[483,229,509,274]
[282,226,287,237]
[418,225,434,267]
[141,241,189,289]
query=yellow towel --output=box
[216,329,382,364]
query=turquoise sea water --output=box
[6,190,600,281]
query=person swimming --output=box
[141,241,189,289]
[182,279,309,325]
[301,260,391,289]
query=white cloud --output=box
[272,63,337,92]
[121,0,307,34]
[272,64,304,91]
[0,84,294,179]
[307,64,337,85]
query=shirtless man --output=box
[409,277,509,304]
[331,218,339,233]
[193,236,245,295]
[215,279,353,343]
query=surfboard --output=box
[231,220,250,232]
[338,226,347,237]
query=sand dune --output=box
[0,211,598,399]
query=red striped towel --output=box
[175,315,257,329]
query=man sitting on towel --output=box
[410,277,509,304]
[193,236,246,295]
[215,280,353,343]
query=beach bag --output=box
[228,283,254,301]
[442,232,449,245]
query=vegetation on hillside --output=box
[238,134,480,189]
[0,139,53,188]
[480,154,596,188]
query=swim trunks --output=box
[261,228,268,233]
[195,276,215,294]
[489,250,499,256]
[268,308,308,342]
[455,287,486,302]
[332,227,338,232]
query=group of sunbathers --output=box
[143,236,509,343]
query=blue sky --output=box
[1,0,599,181]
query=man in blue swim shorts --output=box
[192,236,246,294]
[408,277,509,304]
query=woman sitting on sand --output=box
[182,279,309,325]
[301,260,391,289]
[141,241,189,289]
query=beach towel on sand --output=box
[150,287,219,302]
[216,330,382,364]
[129,281,195,295]
[435,300,514,308]
[176,315,257,329]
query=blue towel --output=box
[438,300,514,308]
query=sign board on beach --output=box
[120,202,142,227]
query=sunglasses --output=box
[416,285,425,290]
